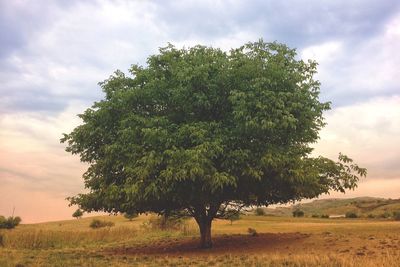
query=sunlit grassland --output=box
[1,215,399,266]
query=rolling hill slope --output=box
[263,197,400,217]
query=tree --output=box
[72,209,83,219]
[124,211,138,221]
[292,209,305,217]
[0,215,22,229]
[254,208,266,216]
[222,209,241,225]
[345,212,358,218]
[61,40,366,248]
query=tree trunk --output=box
[198,218,212,248]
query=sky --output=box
[1,0,399,223]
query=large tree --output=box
[61,40,366,248]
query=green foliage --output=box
[89,219,114,229]
[255,208,266,216]
[61,40,366,247]
[320,214,329,219]
[345,212,358,218]
[124,212,138,221]
[72,209,83,219]
[367,214,376,218]
[311,214,319,218]
[378,212,391,219]
[292,210,305,217]
[0,216,21,229]
[221,209,241,225]
[392,211,400,221]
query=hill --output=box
[263,197,400,217]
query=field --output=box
[1,215,400,266]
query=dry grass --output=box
[1,215,399,266]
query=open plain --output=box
[1,215,399,266]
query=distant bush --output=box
[72,209,83,219]
[89,219,114,229]
[367,214,376,218]
[0,215,22,229]
[254,208,265,216]
[311,214,319,218]
[248,228,258,236]
[320,214,329,219]
[393,211,400,221]
[292,210,304,217]
[345,212,358,218]
[124,212,138,221]
[378,212,391,219]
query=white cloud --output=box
[314,95,400,180]
[301,41,343,63]
[0,103,88,195]
[301,14,400,104]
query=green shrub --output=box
[345,212,358,218]
[378,212,391,219]
[311,214,319,218]
[320,214,329,218]
[124,212,138,221]
[367,214,376,218]
[254,208,265,216]
[0,216,22,229]
[393,211,400,221]
[292,210,305,217]
[89,219,114,229]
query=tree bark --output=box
[198,218,212,249]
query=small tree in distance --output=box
[255,208,266,216]
[124,211,138,221]
[72,209,83,219]
[62,40,366,248]
[0,215,22,229]
[222,209,241,225]
[292,210,305,217]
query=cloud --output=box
[314,95,400,180]
[301,14,400,106]
[155,0,400,48]
[2,0,399,113]
[0,103,88,195]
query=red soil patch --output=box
[106,232,311,256]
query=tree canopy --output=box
[61,40,366,248]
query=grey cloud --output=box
[0,0,87,59]
[320,85,400,108]
[0,166,83,198]
[154,0,400,49]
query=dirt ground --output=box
[106,229,400,259]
